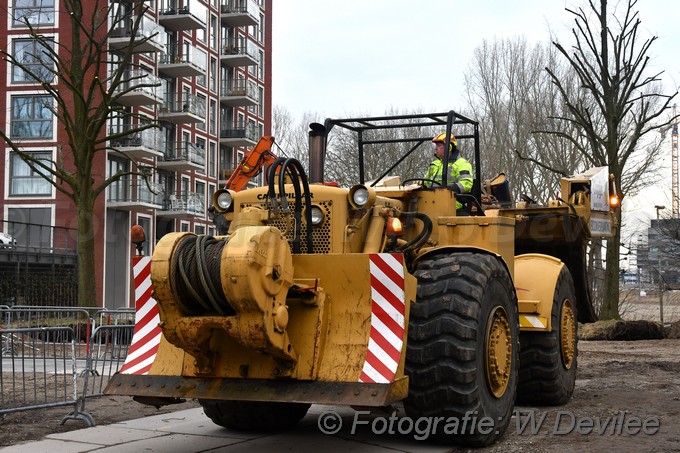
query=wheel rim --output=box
[560,299,576,369]
[485,306,512,398]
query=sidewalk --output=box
[1,405,450,453]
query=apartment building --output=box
[0,0,272,308]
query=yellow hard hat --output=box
[432,132,458,148]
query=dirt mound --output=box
[579,319,665,340]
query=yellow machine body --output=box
[514,254,565,332]
[105,111,618,433]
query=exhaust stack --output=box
[308,123,327,183]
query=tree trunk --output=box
[600,211,622,320]
[76,191,97,308]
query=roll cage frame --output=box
[323,110,482,203]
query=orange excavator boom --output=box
[225,136,277,191]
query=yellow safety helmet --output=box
[432,132,458,150]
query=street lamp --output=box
[655,205,665,219]
[654,205,665,323]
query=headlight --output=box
[348,184,376,209]
[212,189,235,212]
[217,192,232,210]
[309,206,324,226]
[353,188,369,206]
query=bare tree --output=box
[0,0,160,306]
[463,38,587,203]
[324,108,438,187]
[274,107,436,187]
[272,106,320,169]
[542,0,678,319]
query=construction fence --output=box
[0,305,134,426]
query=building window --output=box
[12,38,55,84]
[12,0,55,27]
[137,215,152,256]
[196,137,206,174]
[210,57,217,93]
[195,180,206,214]
[196,94,207,130]
[9,151,52,196]
[106,157,129,202]
[210,15,218,50]
[259,13,264,42]
[209,99,217,135]
[258,86,264,117]
[209,142,216,178]
[11,95,53,139]
[258,50,264,80]
[7,206,52,248]
[196,49,207,87]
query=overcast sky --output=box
[272,0,679,120]
[271,1,680,246]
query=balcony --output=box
[109,15,164,53]
[113,70,163,106]
[156,191,205,218]
[158,1,207,31]
[158,92,206,124]
[220,79,258,107]
[219,120,258,147]
[109,126,164,160]
[158,46,205,78]
[107,179,163,211]
[220,39,259,67]
[220,0,259,27]
[0,221,78,268]
[156,141,206,171]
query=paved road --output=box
[0,405,457,453]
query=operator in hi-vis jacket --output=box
[423,132,473,211]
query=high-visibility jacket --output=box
[424,156,474,209]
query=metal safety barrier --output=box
[1,326,77,414]
[1,305,134,426]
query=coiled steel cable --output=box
[170,235,234,315]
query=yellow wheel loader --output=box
[106,111,618,446]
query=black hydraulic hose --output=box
[280,159,303,253]
[557,197,579,216]
[265,157,315,254]
[267,157,288,211]
[290,159,314,253]
[456,193,486,216]
[397,211,433,253]
[279,158,314,254]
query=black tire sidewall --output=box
[473,259,519,437]
[405,252,519,446]
[554,269,578,397]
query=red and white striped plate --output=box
[119,256,162,375]
[359,253,407,384]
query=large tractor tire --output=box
[405,252,519,447]
[199,400,310,431]
[517,266,578,406]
